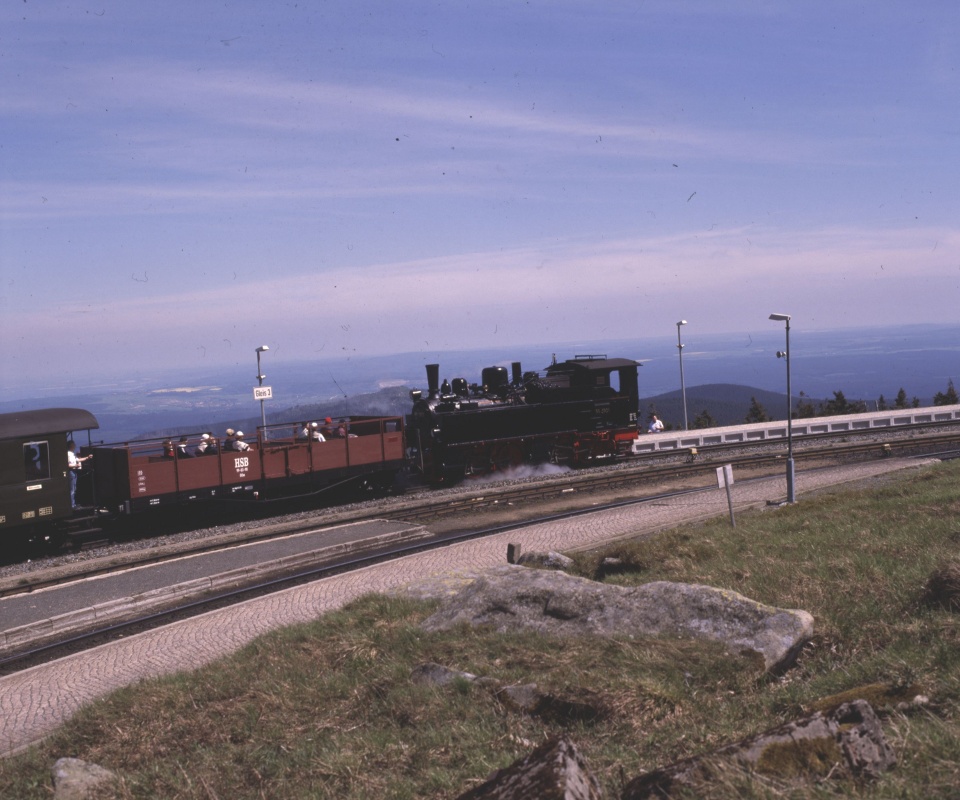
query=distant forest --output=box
[642,380,959,431]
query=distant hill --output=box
[639,384,812,430]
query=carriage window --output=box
[0,440,50,485]
[24,441,51,481]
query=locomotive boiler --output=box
[407,355,641,482]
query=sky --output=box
[3,1,959,396]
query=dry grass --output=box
[4,461,960,797]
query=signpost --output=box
[255,345,271,432]
[716,464,736,527]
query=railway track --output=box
[4,424,957,599]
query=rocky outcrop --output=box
[622,700,895,798]
[52,757,117,799]
[418,565,812,672]
[456,737,602,800]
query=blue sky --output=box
[2,1,958,394]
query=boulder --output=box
[52,757,117,799]
[419,565,812,672]
[456,737,602,800]
[622,700,895,798]
[516,550,575,571]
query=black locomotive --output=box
[407,354,641,482]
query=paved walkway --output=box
[0,458,932,757]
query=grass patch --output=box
[5,461,960,797]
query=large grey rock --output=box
[52,757,117,799]
[456,737,602,800]
[622,700,895,798]
[419,565,812,672]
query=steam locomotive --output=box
[406,355,641,482]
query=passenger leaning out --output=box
[66,440,92,509]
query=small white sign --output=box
[716,464,734,489]
[253,386,273,401]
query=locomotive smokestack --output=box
[426,364,440,398]
[512,362,522,385]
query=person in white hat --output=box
[194,433,212,457]
[232,430,251,451]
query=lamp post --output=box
[768,314,795,503]
[255,345,269,432]
[676,320,689,431]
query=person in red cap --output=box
[320,417,335,438]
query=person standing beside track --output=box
[647,414,664,433]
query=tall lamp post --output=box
[255,345,269,432]
[676,320,689,430]
[768,314,795,503]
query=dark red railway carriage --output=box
[90,415,405,514]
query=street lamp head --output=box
[256,345,269,353]
[677,320,687,326]
[769,313,791,322]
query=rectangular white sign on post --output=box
[716,464,734,489]
[253,386,273,401]
[716,464,736,527]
